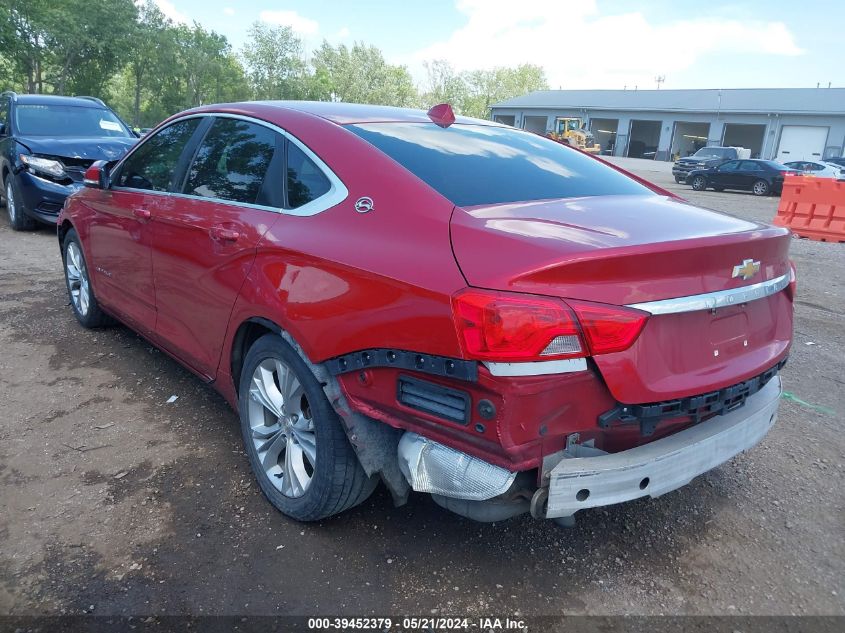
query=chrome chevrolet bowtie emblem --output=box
[732,259,761,280]
[355,196,374,213]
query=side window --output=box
[286,142,331,208]
[741,161,762,171]
[184,118,277,205]
[116,118,201,191]
[718,161,740,172]
[0,98,8,133]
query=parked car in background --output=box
[823,157,845,169]
[783,160,843,178]
[58,101,793,526]
[672,146,751,183]
[687,159,798,196]
[0,92,137,230]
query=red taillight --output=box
[451,290,649,362]
[452,290,584,361]
[567,300,650,355]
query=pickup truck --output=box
[673,146,751,183]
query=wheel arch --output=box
[227,314,410,506]
[229,317,305,396]
[57,218,74,248]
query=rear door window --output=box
[347,122,650,207]
[717,161,741,172]
[741,161,763,171]
[116,118,202,191]
[184,117,279,206]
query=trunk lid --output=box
[450,194,793,403]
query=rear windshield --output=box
[15,104,131,137]
[346,122,650,207]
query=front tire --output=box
[6,179,36,231]
[752,179,770,196]
[691,175,708,191]
[62,229,112,328]
[238,334,376,521]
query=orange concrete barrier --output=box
[774,175,845,243]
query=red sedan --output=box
[57,102,794,525]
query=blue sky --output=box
[154,0,844,91]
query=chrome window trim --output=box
[626,274,790,315]
[109,112,348,217]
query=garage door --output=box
[776,126,828,162]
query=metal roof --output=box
[11,94,105,108]
[492,88,845,116]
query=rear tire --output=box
[752,179,770,196]
[691,175,708,191]
[6,179,36,231]
[238,334,377,521]
[62,229,112,328]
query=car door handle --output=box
[210,226,240,242]
[133,208,151,220]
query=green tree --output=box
[175,23,249,108]
[311,42,418,107]
[0,0,52,93]
[241,21,308,100]
[123,0,175,126]
[421,60,467,111]
[43,0,138,96]
[459,64,548,119]
[0,0,137,96]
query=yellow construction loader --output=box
[547,117,601,154]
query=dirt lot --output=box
[1,167,843,618]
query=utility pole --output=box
[655,75,665,90]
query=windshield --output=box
[693,147,730,159]
[347,122,651,206]
[15,104,131,137]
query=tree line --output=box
[0,0,548,128]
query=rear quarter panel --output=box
[217,106,468,399]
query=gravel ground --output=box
[0,167,843,618]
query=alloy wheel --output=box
[6,183,15,223]
[247,358,316,498]
[753,181,768,196]
[65,242,91,316]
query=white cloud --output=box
[412,0,804,89]
[259,9,319,35]
[151,0,190,24]
[336,26,351,39]
[223,7,235,16]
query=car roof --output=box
[13,94,104,108]
[244,100,503,126]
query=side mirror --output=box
[83,160,110,189]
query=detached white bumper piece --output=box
[398,432,517,501]
[546,376,782,519]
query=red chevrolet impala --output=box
[57,102,794,525]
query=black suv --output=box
[672,146,747,183]
[0,92,137,230]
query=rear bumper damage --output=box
[396,376,781,522]
[544,376,781,519]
